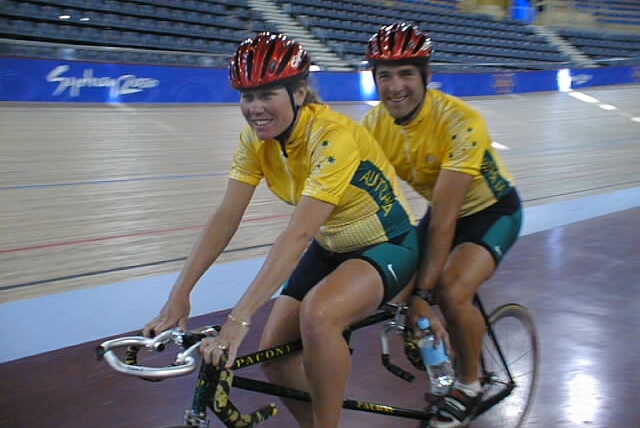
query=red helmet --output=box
[229,32,311,90]
[366,22,433,64]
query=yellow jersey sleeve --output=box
[229,127,264,187]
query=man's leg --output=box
[437,242,496,384]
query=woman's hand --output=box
[143,295,191,337]
[200,314,251,368]
[408,296,452,356]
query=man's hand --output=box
[408,296,452,356]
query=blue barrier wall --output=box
[1,57,638,103]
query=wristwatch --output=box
[412,288,436,305]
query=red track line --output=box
[0,213,290,255]
[1,195,422,255]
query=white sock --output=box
[454,379,481,397]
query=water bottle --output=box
[417,317,455,396]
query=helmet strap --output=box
[274,86,301,153]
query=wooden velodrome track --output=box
[1,86,639,303]
[0,85,639,427]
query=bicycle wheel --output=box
[475,303,539,428]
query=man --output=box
[362,22,523,427]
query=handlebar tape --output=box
[211,360,278,427]
[382,354,415,382]
[123,345,164,382]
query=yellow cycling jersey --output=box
[230,103,415,253]
[362,89,515,217]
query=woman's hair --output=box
[302,84,323,105]
[292,75,323,106]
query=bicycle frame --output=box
[97,297,520,428]
[181,307,438,427]
[473,296,516,418]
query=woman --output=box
[144,32,419,428]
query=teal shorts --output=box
[281,227,419,304]
[417,188,522,265]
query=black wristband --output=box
[412,288,436,305]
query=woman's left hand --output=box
[200,318,250,368]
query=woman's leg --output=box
[299,259,385,428]
[259,295,313,428]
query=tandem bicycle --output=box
[97,295,538,427]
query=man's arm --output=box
[415,169,473,292]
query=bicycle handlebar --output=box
[96,329,205,379]
[379,304,416,383]
[96,308,420,427]
[96,326,280,426]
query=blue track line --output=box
[0,172,225,190]
[0,243,272,292]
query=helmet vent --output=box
[245,50,254,83]
[262,39,278,80]
[277,46,295,76]
[229,32,310,90]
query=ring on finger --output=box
[216,343,227,350]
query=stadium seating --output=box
[0,0,274,66]
[0,0,638,70]
[277,0,571,71]
[555,26,640,65]
[572,0,640,29]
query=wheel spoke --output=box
[474,304,539,428]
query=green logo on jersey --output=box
[351,161,411,237]
[357,168,395,216]
[481,151,511,198]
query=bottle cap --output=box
[417,317,430,330]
